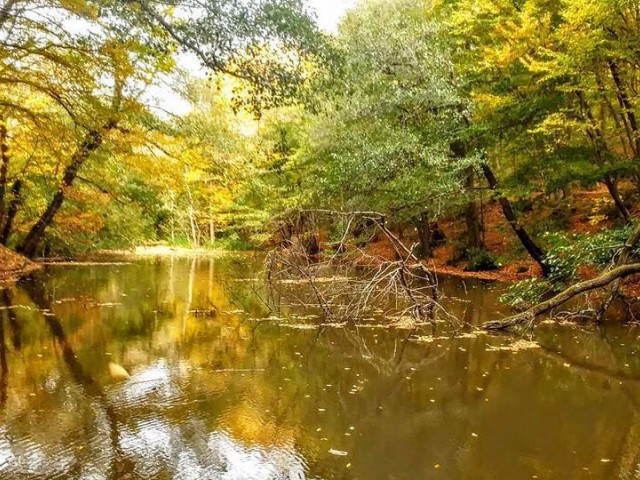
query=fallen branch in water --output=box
[265,209,443,326]
[482,262,640,331]
[595,223,640,321]
[484,222,640,331]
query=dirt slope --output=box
[0,246,39,282]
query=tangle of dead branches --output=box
[263,209,456,328]
[267,211,640,333]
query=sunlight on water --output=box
[0,256,638,479]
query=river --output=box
[0,255,639,479]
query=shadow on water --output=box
[1,257,640,478]
[0,278,131,479]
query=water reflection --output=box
[0,257,639,478]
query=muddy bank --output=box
[0,246,39,283]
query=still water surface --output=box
[0,255,640,479]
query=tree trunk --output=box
[464,169,484,251]
[481,162,550,277]
[0,179,21,245]
[184,164,198,247]
[17,126,110,257]
[576,90,632,222]
[414,211,433,259]
[169,194,176,244]
[483,262,640,331]
[608,60,640,156]
[0,121,8,230]
[603,176,631,223]
[208,182,215,245]
[595,221,640,320]
[483,205,640,331]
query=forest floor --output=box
[365,185,640,286]
[0,246,39,283]
[365,234,540,283]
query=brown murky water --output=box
[1,255,640,479]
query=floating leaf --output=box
[329,449,348,456]
[108,362,131,381]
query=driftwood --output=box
[596,223,640,320]
[273,210,640,331]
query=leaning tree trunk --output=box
[481,162,550,277]
[17,126,111,257]
[483,262,640,331]
[595,221,640,320]
[576,90,632,222]
[608,60,640,157]
[483,223,640,330]
[603,175,631,224]
[0,180,21,245]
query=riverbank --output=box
[107,244,530,283]
[94,245,234,258]
[362,188,637,284]
[364,236,540,283]
[0,246,39,283]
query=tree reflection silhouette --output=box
[21,278,133,479]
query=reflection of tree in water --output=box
[0,289,25,408]
[20,279,131,479]
[0,278,310,479]
[528,324,640,479]
[0,295,7,407]
[3,260,640,478]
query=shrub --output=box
[500,278,555,310]
[465,248,499,272]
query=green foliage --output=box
[501,225,638,308]
[0,0,324,256]
[294,0,475,222]
[542,226,635,282]
[106,0,327,112]
[215,232,254,251]
[500,278,556,310]
[2,0,639,281]
[447,0,640,202]
[465,248,499,272]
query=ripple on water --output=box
[0,430,76,478]
[108,359,184,410]
[204,431,308,480]
[116,417,308,479]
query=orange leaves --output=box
[55,211,105,235]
